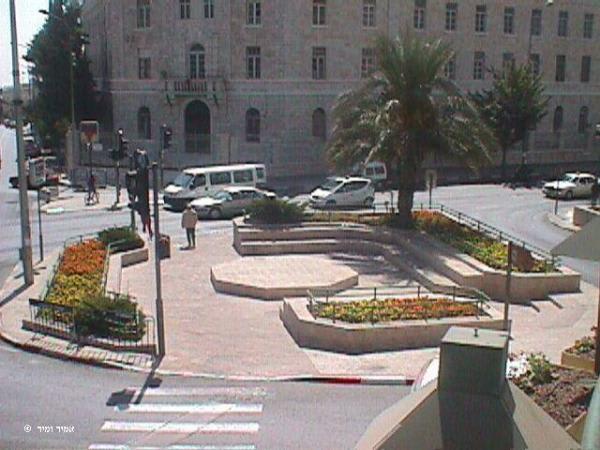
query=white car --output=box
[189,186,275,219]
[309,176,375,208]
[542,172,598,199]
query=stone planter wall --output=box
[560,350,595,373]
[573,206,600,227]
[281,298,505,354]
[234,219,581,302]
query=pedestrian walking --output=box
[182,205,198,249]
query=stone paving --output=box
[1,225,598,380]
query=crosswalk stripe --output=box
[100,421,260,434]
[125,387,266,398]
[116,403,263,414]
[89,445,256,450]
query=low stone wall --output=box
[120,247,149,268]
[234,219,581,302]
[281,298,505,354]
[573,205,600,227]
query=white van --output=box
[163,163,267,210]
[351,161,388,189]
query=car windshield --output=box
[172,173,194,188]
[211,191,232,201]
[320,178,342,191]
[561,174,577,183]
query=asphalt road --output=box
[0,343,407,450]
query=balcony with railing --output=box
[168,77,225,99]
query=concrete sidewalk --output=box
[40,188,131,215]
[1,227,598,381]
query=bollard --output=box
[417,285,421,299]
[374,287,377,300]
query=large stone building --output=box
[82,0,600,182]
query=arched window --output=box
[578,106,589,134]
[246,108,260,142]
[312,108,326,139]
[185,100,211,153]
[137,107,151,140]
[189,44,206,79]
[553,106,563,133]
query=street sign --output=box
[80,120,99,144]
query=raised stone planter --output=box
[281,298,505,354]
[233,219,581,303]
[567,411,587,443]
[560,350,595,373]
[573,205,600,227]
[120,247,149,267]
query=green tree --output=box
[25,0,99,150]
[470,64,549,182]
[327,35,497,227]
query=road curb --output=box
[546,212,580,233]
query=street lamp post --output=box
[10,0,34,286]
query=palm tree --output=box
[470,64,549,183]
[327,34,497,228]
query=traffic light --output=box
[162,125,172,149]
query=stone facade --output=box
[82,0,600,180]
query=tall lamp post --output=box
[10,0,34,285]
[39,8,77,175]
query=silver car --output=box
[190,186,276,219]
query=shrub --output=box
[98,227,144,254]
[74,293,146,341]
[526,353,555,386]
[247,198,305,224]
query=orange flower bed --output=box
[315,296,482,324]
[59,240,107,276]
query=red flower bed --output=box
[59,240,106,276]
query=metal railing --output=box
[306,282,491,325]
[28,296,155,354]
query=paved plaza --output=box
[0,224,598,380]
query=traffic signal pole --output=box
[152,163,166,357]
[10,0,34,286]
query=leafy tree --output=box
[25,0,99,150]
[327,35,497,227]
[470,64,549,182]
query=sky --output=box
[0,0,48,88]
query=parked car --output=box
[351,161,388,190]
[542,172,598,199]
[190,186,276,219]
[309,176,375,208]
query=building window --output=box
[137,107,151,140]
[247,1,261,25]
[473,51,485,80]
[137,0,151,28]
[138,57,151,79]
[530,9,542,36]
[503,7,515,34]
[444,54,456,80]
[581,55,591,83]
[361,48,375,78]
[246,108,260,142]
[204,0,214,19]
[529,53,541,77]
[313,0,326,26]
[558,11,568,37]
[475,5,487,33]
[555,55,566,82]
[578,106,589,134]
[584,13,594,39]
[312,108,326,139]
[502,52,515,76]
[180,0,191,19]
[312,47,326,80]
[190,44,206,79]
[246,47,261,79]
[553,106,563,132]
[363,0,376,27]
[445,3,457,31]
[414,0,426,30]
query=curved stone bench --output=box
[233,219,581,302]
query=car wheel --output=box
[565,191,574,200]
[209,208,222,219]
[364,196,374,207]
